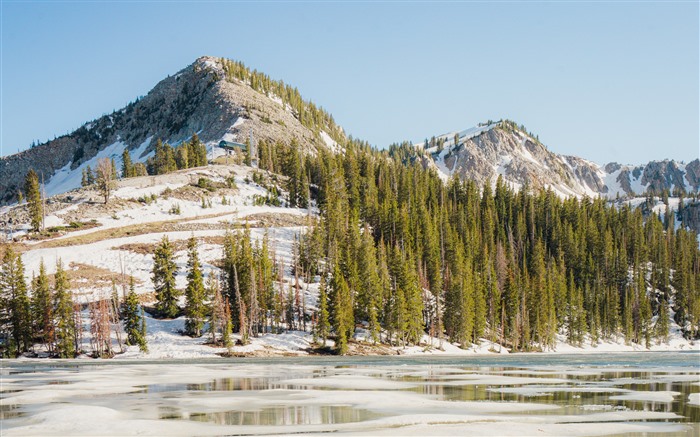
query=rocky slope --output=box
[0,56,343,204]
[415,120,698,198]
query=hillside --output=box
[0,56,343,204]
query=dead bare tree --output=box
[95,158,115,204]
[89,297,114,358]
[233,264,249,345]
[209,274,226,345]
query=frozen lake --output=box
[2,352,699,436]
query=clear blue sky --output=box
[2,1,698,164]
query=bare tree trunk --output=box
[249,264,258,338]
[233,265,248,344]
[73,301,83,356]
[294,267,301,332]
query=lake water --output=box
[1,352,699,436]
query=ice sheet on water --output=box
[2,359,696,437]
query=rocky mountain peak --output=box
[417,119,698,198]
[0,56,343,204]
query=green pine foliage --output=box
[145,134,208,176]
[184,236,206,337]
[123,277,148,352]
[53,259,76,358]
[221,228,278,338]
[24,169,42,232]
[122,148,133,178]
[330,260,353,354]
[152,236,180,318]
[31,259,53,352]
[0,247,32,356]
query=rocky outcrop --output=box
[641,160,686,193]
[684,160,700,192]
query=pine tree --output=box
[152,236,179,318]
[31,259,53,353]
[122,148,133,178]
[473,268,487,344]
[357,226,381,342]
[403,254,424,345]
[24,169,42,232]
[184,236,205,337]
[656,297,670,344]
[0,247,32,356]
[222,297,233,351]
[86,165,95,185]
[331,260,353,354]
[110,157,118,180]
[316,274,330,345]
[123,277,147,352]
[175,145,189,170]
[192,133,207,167]
[53,259,76,358]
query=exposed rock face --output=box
[425,126,605,197]
[684,160,700,192]
[422,123,698,198]
[0,56,337,205]
[641,161,686,193]
[680,201,700,234]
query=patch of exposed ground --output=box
[245,212,311,227]
[114,236,226,255]
[66,262,142,290]
[29,212,237,249]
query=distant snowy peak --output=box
[418,121,698,198]
[602,160,699,197]
[416,121,605,197]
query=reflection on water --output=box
[187,405,383,426]
[0,404,25,420]
[1,352,698,436]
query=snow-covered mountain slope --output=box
[0,56,344,205]
[4,163,695,358]
[414,120,698,198]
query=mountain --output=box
[0,56,344,204]
[410,120,698,198]
[1,56,697,206]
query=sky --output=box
[1,1,698,165]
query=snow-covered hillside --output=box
[3,163,696,359]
